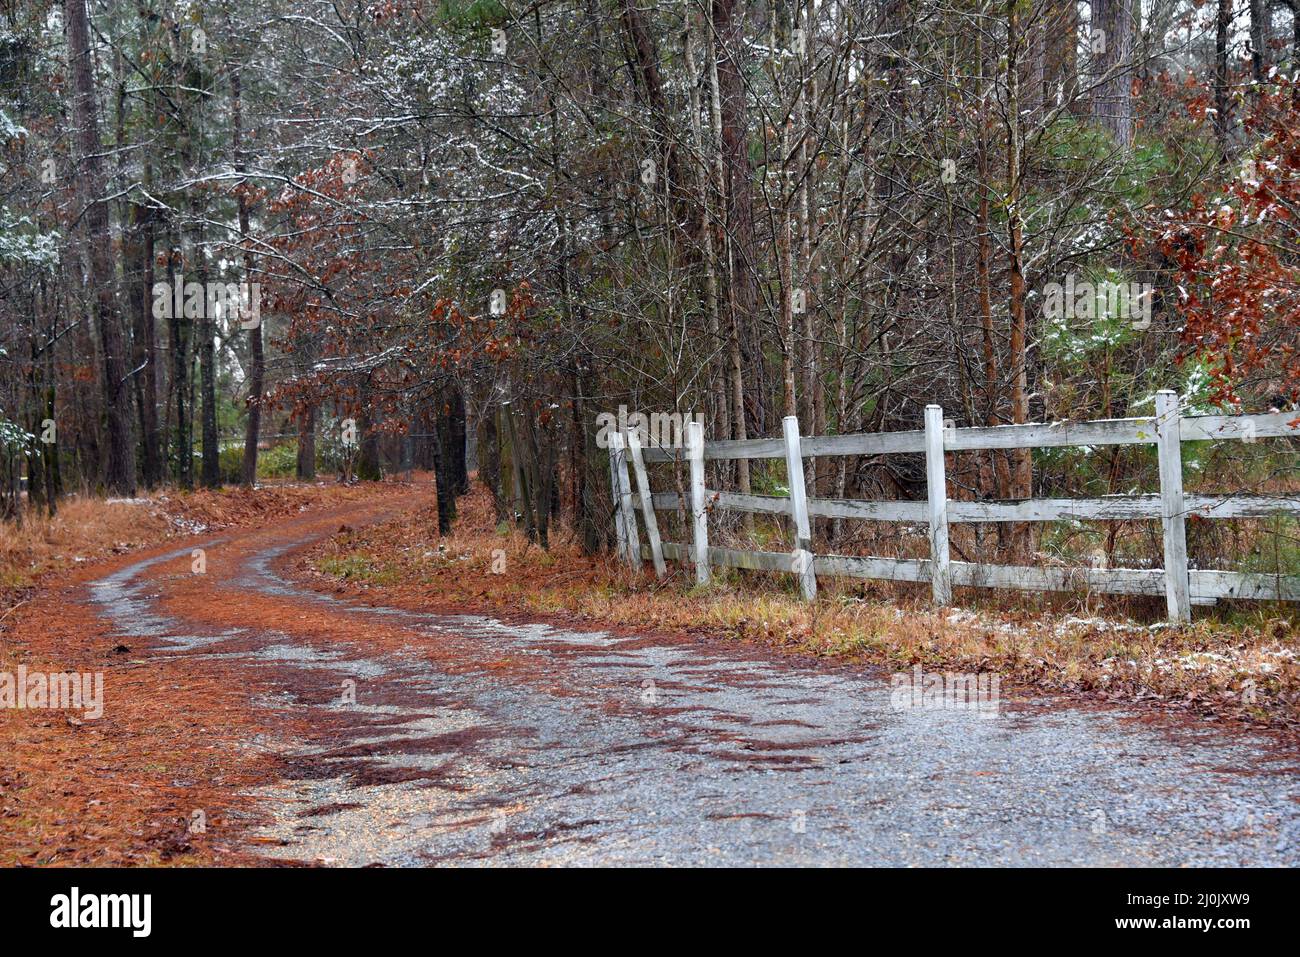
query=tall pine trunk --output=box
[1005,0,1033,555]
[1091,0,1136,147]
[66,0,135,495]
[233,69,263,488]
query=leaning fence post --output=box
[687,419,711,585]
[607,432,628,562]
[1155,389,1191,623]
[924,404,952,606]
[608,431,641,569]
[782,415,817,600]
[627,429,666,578]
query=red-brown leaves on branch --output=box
[1139,80,1300,407]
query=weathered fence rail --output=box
[609,391,1300,622]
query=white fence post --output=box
[688,419,711,585]
[627,430,666,578]
[608,431,641,569]
[924,404,952,606]
[608,434,629,561]
[782,415,817,600]
[1155,390,1191,622]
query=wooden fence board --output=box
[1181,411,1300,442]
[625,398,1298,618]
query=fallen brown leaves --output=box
[0,478,418,867]
[0,610,277,866]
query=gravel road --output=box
[88,506,1299,867]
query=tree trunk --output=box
[296,405,317,480]
[197,256,219,487]
[1091,0,1136,147]
[502,400,535,540]
[431,423,455,536]
[620,0,692,235]
[1249,0,1268,85]
[686,21,730,483]
[175,32,218,489]
[525,414,552,550]
[233,69,263,488]
[169,249,192,487]
[117,50,161,490]
[357,405,382,481]
[710,0,753,526]
[1006,0,1033,555]
[125,200,161,488]
[480,394,506,520]
[1214,0,1233,158]
[713,0,764,444]
[449,384,468,495]
[430,385,462,535]
[1294,0,1300,64]
[1046,1,1079,110]
[66,0,135,495]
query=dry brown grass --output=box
[0,496,170,597]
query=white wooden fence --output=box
[607,391,1300,622]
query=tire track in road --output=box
[89,498,1300,866]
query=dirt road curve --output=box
[82,497,1298,866]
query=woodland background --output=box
[1,0,1297,578]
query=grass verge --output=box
[302,483,1299,733]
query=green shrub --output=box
[216,442,303,483]
[257,443,299,479]
[217,444,244,484]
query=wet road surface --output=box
[87,504,1299,866]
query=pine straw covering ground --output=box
[0,482,397,607]
[301,483,1299,733]
[0,481,413,866]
